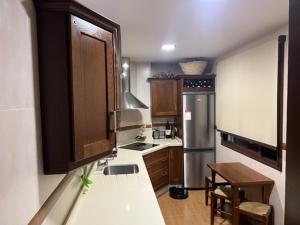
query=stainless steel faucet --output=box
[97,159,108,171]
[97,148,118,171]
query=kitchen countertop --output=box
[65,137,182,225]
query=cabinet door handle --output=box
[109,110,119,132]
[113,110,117,132]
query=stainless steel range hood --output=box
[120,57,149,109]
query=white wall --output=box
[216,26,288,225]
[0,1,82,224]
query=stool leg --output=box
[205,177,209,206]
[220,198,225,217]
[211,193,215,225]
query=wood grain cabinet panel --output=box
[150,166,169,191]
[169,147,184,185]
[143,147,184,190]
[150,80,178,116]
[143,149,169,191]
[34,0,121,174]
[70,15,115,161]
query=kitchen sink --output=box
[103,164,139,175]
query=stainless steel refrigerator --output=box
[183,92,215,188]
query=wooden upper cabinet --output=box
[34,0,121,174]
[150,80,178,116]
[70,16,115,161]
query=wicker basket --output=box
[179,60,207,75]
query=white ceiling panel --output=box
[77,0,288,61]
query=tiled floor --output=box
[158,190,231,225]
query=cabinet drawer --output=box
[149,166,169,191]
[143,149,169,166]
[145,157,168,174]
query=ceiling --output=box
[77,0,289,62]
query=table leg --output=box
[231,186,240,225]
[212,171,216,190]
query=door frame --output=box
[285,0,300,224]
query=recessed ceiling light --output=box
[161,44,176,51]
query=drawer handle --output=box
[161,171,168,176]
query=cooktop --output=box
[119,142,159,151]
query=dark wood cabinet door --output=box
[151,80,178,116]
[70,15,115,161]
[143,148,169,191]
[169,147,184,185]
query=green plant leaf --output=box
[80,166,93,189]
[82,179,90,187]
[86,178,93,184]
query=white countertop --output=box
[66,137,182,225]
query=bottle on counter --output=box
[165,121,171,139]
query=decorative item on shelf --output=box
[179,60,207,75]
[151,71,175,79]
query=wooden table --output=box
[207,162,274,225]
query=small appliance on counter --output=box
[152,122,177,139]
[152,130,166,139]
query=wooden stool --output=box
[235,202,273,225]
[205,175,229,205]
[211,187,233,225]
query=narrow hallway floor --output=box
[158,190,231,225]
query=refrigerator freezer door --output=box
[184,150,215,188]
[183,93,215,149]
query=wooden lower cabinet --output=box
[169,147,184,185]
[143,146,183,191]
[143,148,169,191]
